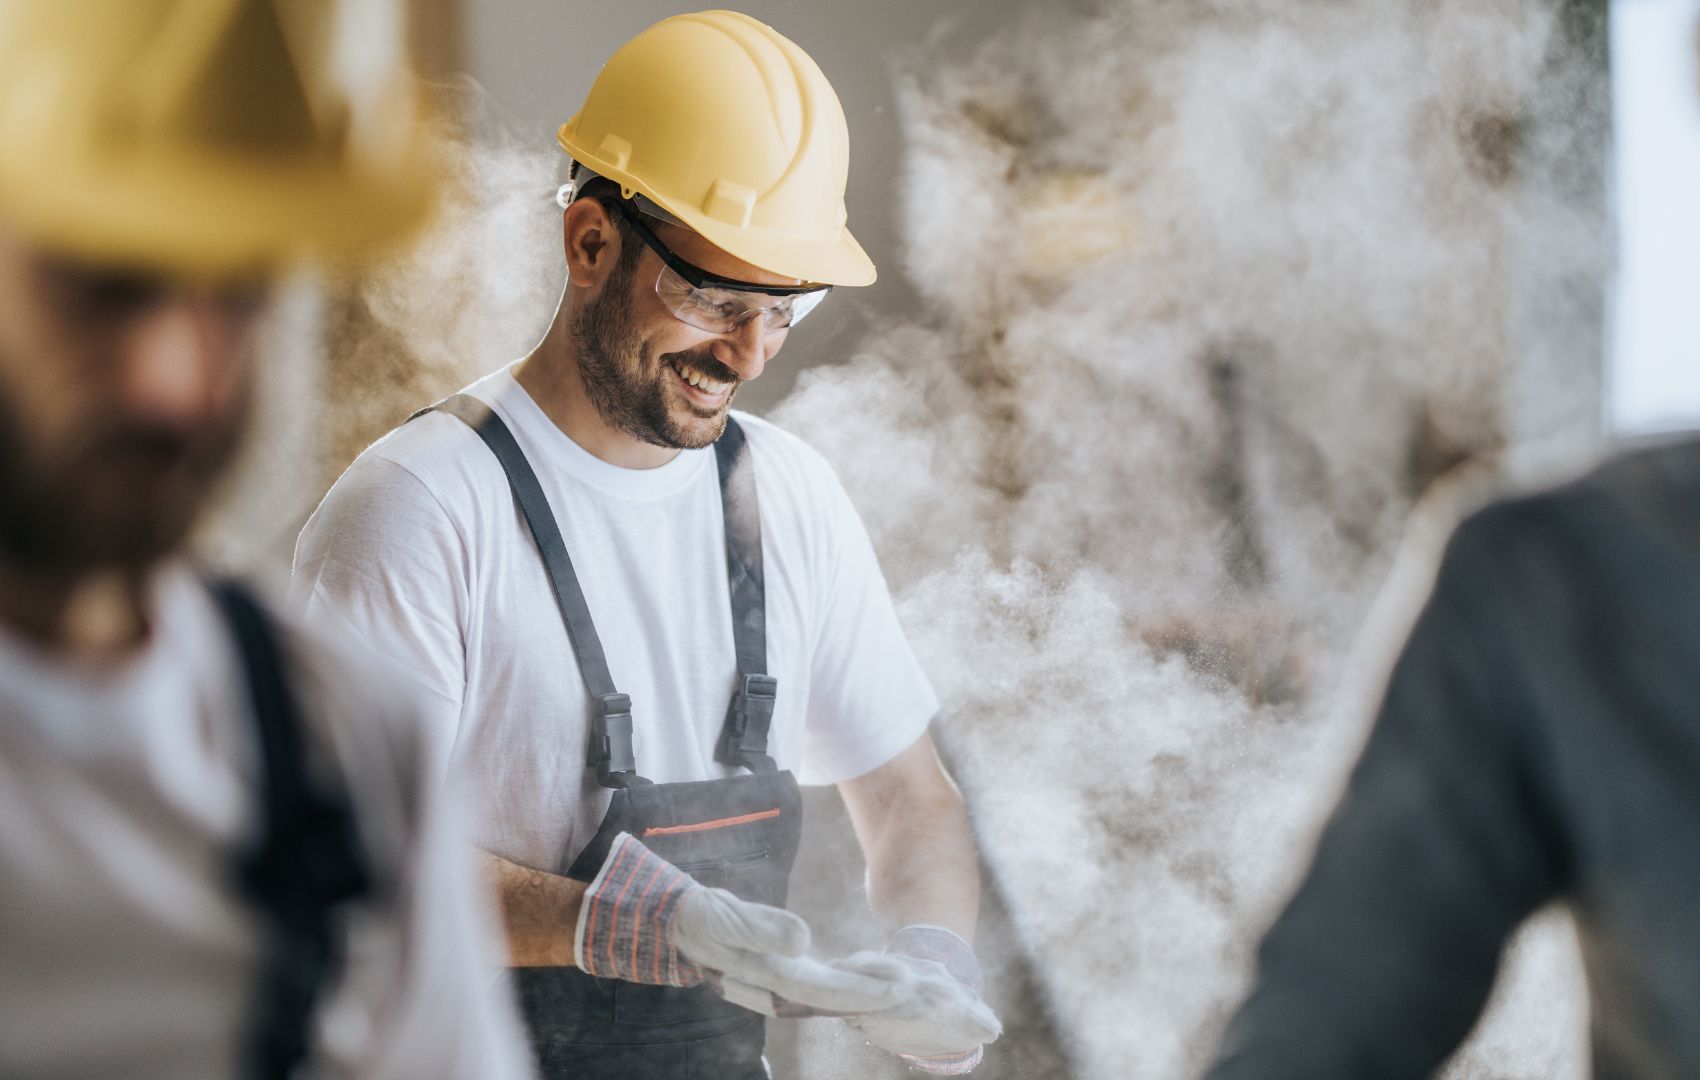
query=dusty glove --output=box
[573,831,905,1017]
[836,925,1002,1074]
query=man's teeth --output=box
[673,363,729,394]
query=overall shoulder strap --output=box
[714,416,777,773]
[420,394,645,788]
[209,579,370,1080]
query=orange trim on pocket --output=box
[643,808,781,837]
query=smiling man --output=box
[293,10,999,1079]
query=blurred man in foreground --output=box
[0,2,529,1077]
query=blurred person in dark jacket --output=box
[1207,444,1700,1077]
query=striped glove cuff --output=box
[902,1047,985,1075]
[573,832,706,987]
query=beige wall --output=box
[412,0,465,79]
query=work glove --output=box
[573,831,906,1017]
[834,925,1002,1074]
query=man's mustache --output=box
[664,349,740,386]
[79,424,240,483]
[83,429,197,469]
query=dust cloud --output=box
[770,1,1605,1077]
[316,77,567,482]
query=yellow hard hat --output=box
[558,10,875,288]
[0,0,435,275]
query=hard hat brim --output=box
[671,198,878,288]
[0,147,437,277]
[561,141,878,289]
[566,152,878,288]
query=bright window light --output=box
[1609,0,1700,437]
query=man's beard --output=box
[572,258,739,451]
[0,379,248,576]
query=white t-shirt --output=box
[0,565,532,1080]
[292,362,936,873]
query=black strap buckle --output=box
[717,674,778,773]
[589,693,648,788]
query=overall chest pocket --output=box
[644,807,781,893]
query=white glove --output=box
[834,925,1002,1074]
[573,831,905,1017]
[673,879,911,1016]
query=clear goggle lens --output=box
[655,264,829,335]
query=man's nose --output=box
[116,294,254,430]
[710,315,777,383]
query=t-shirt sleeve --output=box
[1206,506,1567,1079]
[797,464,939,786]
[328,685,534,1080]
[292,453,470,751]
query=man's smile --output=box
[668,358,735,407]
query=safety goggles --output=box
[613,201,831,336]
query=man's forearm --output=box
[865,791,980,939]
[477,850,587,967]
[841,734,982,940]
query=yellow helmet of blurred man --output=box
[0,0,435,275]
[558,9,875,288]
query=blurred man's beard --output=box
[0,384,248,576]
[572,256,736,452]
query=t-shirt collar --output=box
[480,360,714,501]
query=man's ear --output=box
[562,198,625,289]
